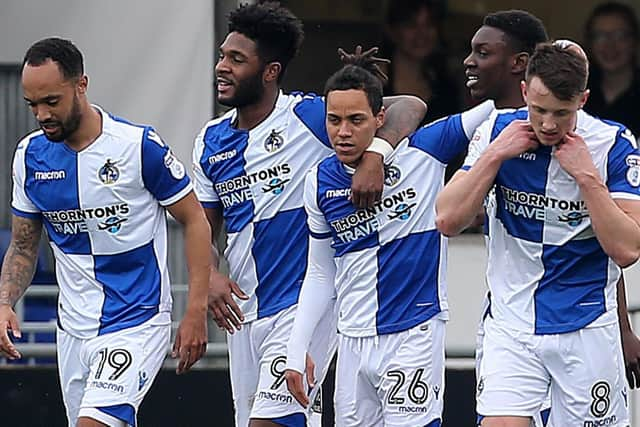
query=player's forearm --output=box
[377,96,427,147]
[436,149,503,236]
[617,275,633,331]
[286,237,336,373]
[577,173,640,267]
[183,217,213,312]
[0,217,42,306]
[0,244,38,306]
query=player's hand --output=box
[286,369,310,408]
[172,306,207,375]
[0,304,22,360]
[489,120,538,161]
[305,352,316,389]
[208,269,248,334]
[554,131,599,180]
[621,327,640,388]
[338,45,390,83]
[351,151,384,208]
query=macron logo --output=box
[325,188,351,199]
[208,149,237,164]
[35,170,66,180]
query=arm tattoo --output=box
[377,98,426,147]
[0,216,43,306]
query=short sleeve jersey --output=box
[305,114,471,337]
[192,92,333,322]
[12,106,191,338]
[463,109,640,334]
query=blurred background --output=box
[2,0,640,425]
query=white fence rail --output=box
[4,285,640,424]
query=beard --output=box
[40,95,82,142]
[218,70,266,108]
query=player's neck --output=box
[235,86,279,130]
[64,104,103,151]
[493,87,525,110]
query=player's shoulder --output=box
[196,109,238,147]
[15,128,46,153]
[491,107,528,140]
[99,106,154,147]
[579,110,634,140]
[287,91,325,118]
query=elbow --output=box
[406,96,428,118]
[435,214,462,237]
[611,248,640,269]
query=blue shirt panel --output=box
[535,238,608,334]
[24,134,91,254]
[95,240,161,335]
[376,230,443,335]
[409,114,467,164]
[292,94,331,148]
[198,118,255,233]
[316,156,380,257]
[252,208,309,318]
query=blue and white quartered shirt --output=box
[193,92,333,322]
[12,106,190,338]
[464,108,640,335]
[305,112,478,337]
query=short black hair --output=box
[324,65,383,114]
[526,42,588,101]
[23,37,84,80]
[228,2,304,83]
[483,10,548,54]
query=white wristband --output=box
[366,137,394,162]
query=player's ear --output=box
[512,52,529,74]
[579,89,590,109]
[76,75,88,95]
[263,62,282,83]
[520,80,528,103]
[375,106,385,129]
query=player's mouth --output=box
[40,121,61,134]
[538,131,559,143]
[465,73,479,88]
[216,77,234,94]
[334,141,356,155]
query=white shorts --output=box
[57,321,170,427]
[228,303,337,427]
[477,316,629,426]
[334,318,446,427]
[475,295,550,426]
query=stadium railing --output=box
[5,285,639,425]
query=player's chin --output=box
[468,86,486,100]
[336,152,360,166]
[216,92,236,106]
[537,133,562,146]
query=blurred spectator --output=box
[380,0,461,124]
[584,2,640,136]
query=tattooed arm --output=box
[0,215,43,359]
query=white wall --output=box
[0,0,213,166]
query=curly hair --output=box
[228,2,304,82]
[484,10,548,55]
